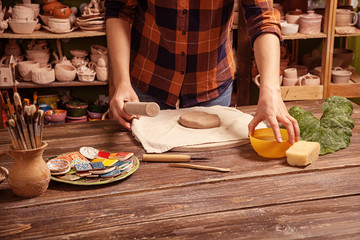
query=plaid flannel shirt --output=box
[105,0,281,107]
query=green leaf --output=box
[289,96,354,155]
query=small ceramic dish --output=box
[42,25,78,34]
[87,110,103,119]
[51,165,71,175]
[281,23,299,35]
[47,159,70,173]
[44,109,67,122]
[249,128,292,158]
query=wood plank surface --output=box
[38,195,360,240]
[1,166,359,239]
[0,100,360,239]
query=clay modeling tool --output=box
[124,102,160,117]
[168,163,231,172]
[142,154,208,162]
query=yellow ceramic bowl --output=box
[249,128,292,158]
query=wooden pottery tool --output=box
[124,102,160,117]
[168,163,231,172]
[142,154,208,162]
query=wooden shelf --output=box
[328,73,360,98]
[251,77,323,101]
[335,28,360,38]
[0,29,106,39]
[282,32,327,40]
[0,80,108,89]
[280,85,323,101]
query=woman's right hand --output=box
[109,82,139,131]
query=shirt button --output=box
[182,31,186,35]
[183,9,188,14]
[181,52,185,56]
[180,71,185,75]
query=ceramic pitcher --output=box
[0,142,50,198]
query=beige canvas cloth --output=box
[131,105,267,153]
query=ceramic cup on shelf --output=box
[335,9,358,27]
[283,68,298,79]
[253,74,283,87]
[283,77,299,86]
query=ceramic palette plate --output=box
[50,155,139,186]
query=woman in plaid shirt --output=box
[105,0,299,144]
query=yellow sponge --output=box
[286,141,320,166]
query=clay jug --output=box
[0,142,51,198]
[4,39,21,57]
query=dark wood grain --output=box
[0,100,360,239]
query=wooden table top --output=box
[0,100,360,239]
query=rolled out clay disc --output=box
[178,111,221,129]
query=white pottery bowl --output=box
[70,49,88,58]
[48,17,71,32]
[32,67,55,84]
[8,18,38,34]
[12,5,34,21]
[17,3,40,18]
[17,60,40,81]
[281,23,299,35]
[55,64,77,82]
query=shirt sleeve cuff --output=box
[104,0,137,23]
[246,8,283,48]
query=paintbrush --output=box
[33,91,38,105]
[14,93,32,149]
[5,121,19,150]
[33,111,40,148]
[3,91,14,117]
[38,110,44,147]
[9,118,26,150]
[10,62,17,93]
[0,91,10,118]
[25,109,36,149]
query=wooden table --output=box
[1,100,360,239]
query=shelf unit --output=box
[236,0,359,105]
[0,30,107,89]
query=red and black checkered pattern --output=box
[105,0,281,107]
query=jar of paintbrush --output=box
[0,91,50,198]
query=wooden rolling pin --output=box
[124,102,160,117]
[142,154,207,162]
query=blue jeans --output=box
[132,81,233,110]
